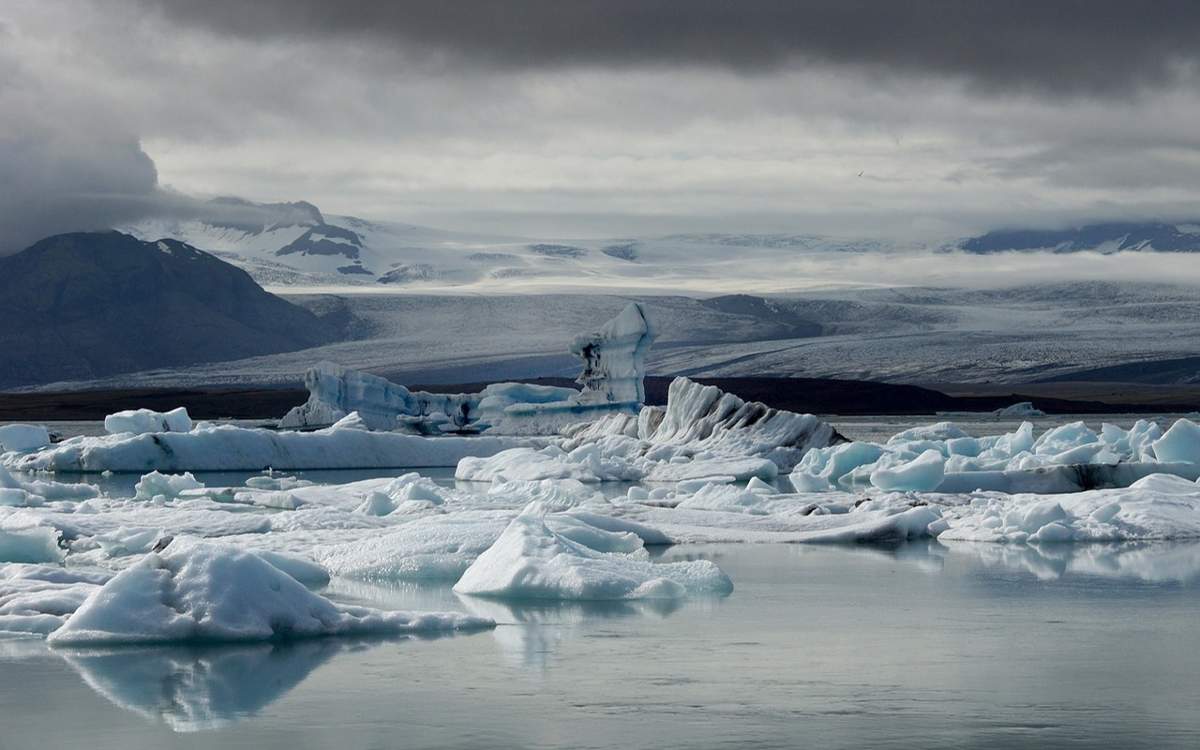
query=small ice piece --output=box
[47,542,492,645]
[991,402,1046,418]
[869,449,946,492]
[104,407,193,436]
[0,424,51,453]
[134,471,204,501]
[453,502,732,600]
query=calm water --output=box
[4,542,1200,749]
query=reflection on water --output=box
[57,640,356,732]
[458,596,684,670]
[4,541,1200,747]
[945,539,1200,583]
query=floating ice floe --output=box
[0,424,51,453]
[457,376,843,483]
[44,542,492,645]
[790,418,1200,494]
[6,416,543,473]
[282,302,656,435]
[453,502,732,600]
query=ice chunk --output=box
[134,471,204,501]
[869,449,946,492]
[10,422,541,473]
[569,302,656,405]
[1152,419,1200,464]
[0,424,51,453]
[282,306,656,436]
[453,503,732,600]
[280,362,484,433]
[465,377,843,484]
[104,407,192,436]
[48,542,492,645]
[991,402,1045,418]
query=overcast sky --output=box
[4,0,1200,248]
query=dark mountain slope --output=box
[0,232,341,388]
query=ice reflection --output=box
[942,539,1200,583]
[57,640,362,732]
[458,595,683,670]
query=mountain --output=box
[961,221,1200,254]
[124,197,920,292]
[0,232,343,389]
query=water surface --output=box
[3,542,1199,749]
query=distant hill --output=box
[0,232,342,389]
[961,221,1200,254]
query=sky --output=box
[3,0,1200,250]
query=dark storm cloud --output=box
[136,0,1200,94]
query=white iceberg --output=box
[280,303,655,435]
[791,417,1200,495]
[47,542,493,645]
[569,301,656,406]
[453,503,731,600]
[0,424,51,453]
[7,419,542,473]
[105,407,193,436]
[459,377,842,483]
[991,402,1046,418]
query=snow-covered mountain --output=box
[124,198,918,292]
[961,221,1200,254]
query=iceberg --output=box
[279,362,490,433]
[0,424,51,453]
[991,402,1046,418]
[47,542,493,645]
[7,419,543,473]
[453,503,731,600]
[569,301,656,406]
[281,303,656,435]
[458,377,843,483]
[790,417,1200,495]
[105,407,193,436]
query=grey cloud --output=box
[134,0,1200,95]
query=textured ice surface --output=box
[454,503,731,600]
[458,377,841,483]
[791,418,1200,494]
[280,361,487,433]
[47,542,492,645]
[569,302,656,405]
